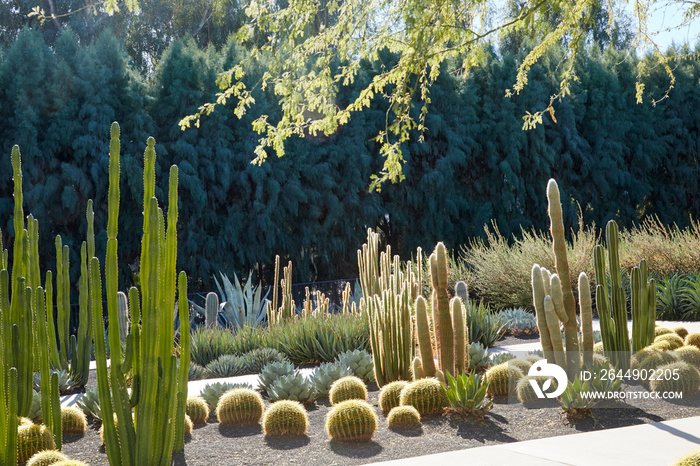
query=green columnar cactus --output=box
[329,376,368,405]
[452,297,466,375]
[414,295,436,377]
[359,229,415,386]
[91,123,188,465]
[485,363,524,398]
[54,236,70,372]
[26,449,69,466]
[0,368,19,465]
[205,292,218,329]
[579,273,594,366]
[649,361,700,397]
[429,243,454,377]
[325,400,378,442]
[262,400,309,436]
[543,295,566,368]
[186,397,210,425]
[117,291,130,343]
[378,381,409,414]
[216,389,265,425]
[61,406,87,436]
[546,180,580,376]
[386,406,420,428]
[595,220,656,371]
[399,378,449,417]
[17,423,56,463]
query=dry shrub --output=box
[620,216,700,276]
[457,220,598,310]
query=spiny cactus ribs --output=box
[262,400,309,436]
[325,400,378,442]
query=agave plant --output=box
[241,347,289,373]
[583,359,623,394]
[490,352,516,366]
[335,349,374,382]
[258,360,297,393]
[657,274,685,320]
[204,354,250,378]
[499,307,538,336]
[559,376,596,421]
[215,270,270,328]
[466,300,508,348]
[29,390,42,423]
[443,371,493,420]
[267,373,316,403]
[33,369,79,395]
[310,362,354,397]
[466,342,490,371]
[680,276,700,321]
[76,387,102,421]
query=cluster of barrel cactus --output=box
[325,400,378,442]
[216,388,265,425]
[378,381,409,414]
[398,378,449,417]
[310,362,354,397]
[485,363,524,398]
[186,396,211,425]
[262,400,309,436]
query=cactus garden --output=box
[2,120,700,465]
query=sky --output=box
[635,1,699,51]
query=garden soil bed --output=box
[63,373,700,466]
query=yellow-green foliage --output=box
[386,406,421,428]
[399,378,449,417]
[649,361,700,398]
[485,363,524,398]
[61,406,87,436]
[17,423,56,464]
[216,388,265,425]
[26,450,69,466]
[262,400,309,436]
[654,333,684,350]
[676,346,700,369]
[186,396,210,425]
[378,381,409,414]
[184,414,193,436]
[325,400,378,442]
[673,449,700,466]
[328,376,368,405]
[508,359,531,374]
[686,333,700,349]
[656,327,674,337]
[674,327,689,339]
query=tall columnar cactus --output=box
[91,123,188,465]
[452,297,466,375]
[414,295,436,377]
[268,261,295,325]
[579,272,594,366]
[429,243,455,377]
[455,281,469,303]
[545,179,580,375]
[594,220,656,370]
[205,291,218,328]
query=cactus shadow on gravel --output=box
[218,424,263,438]
[388,425,423,437]
[264,435,311,450]
[446,416,517,443]
[329,440,383,458]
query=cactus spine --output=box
[325,400,378,442]
[262,400,308,436]
[399,378,449,417]
[216,389,265,425]
[269,260,295,325]
[429,243,454,377]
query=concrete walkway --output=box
[367,416,700,466]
